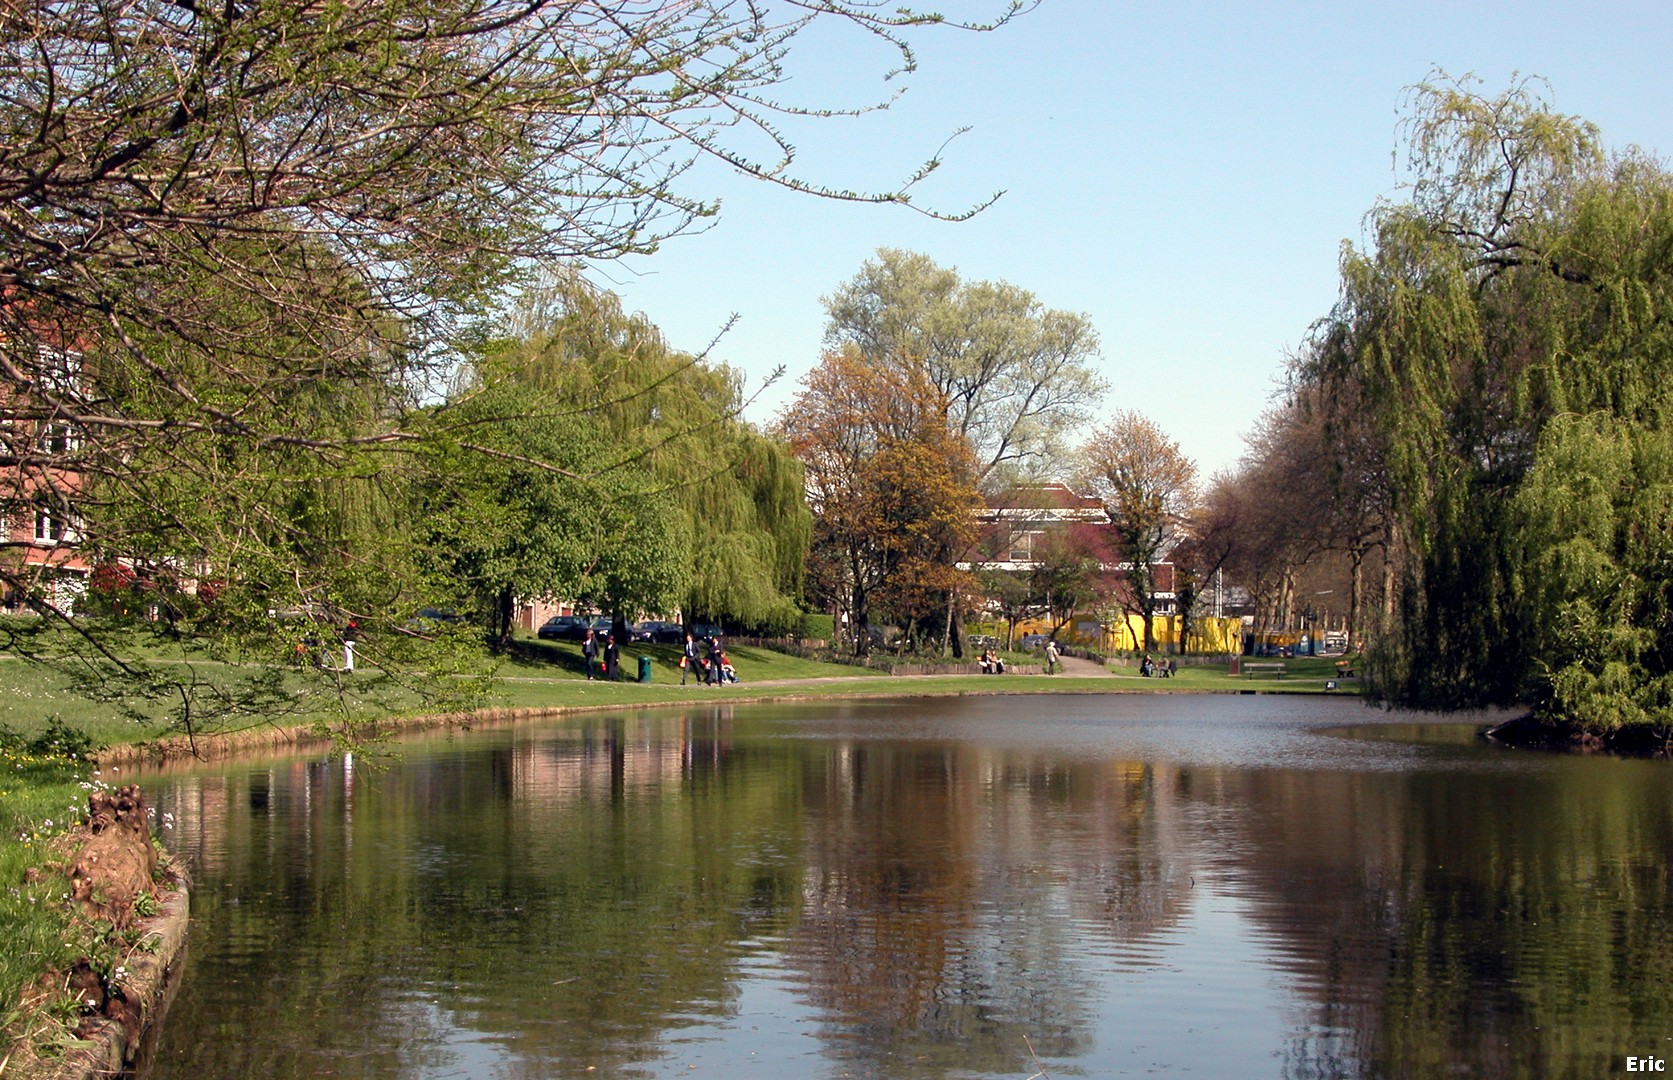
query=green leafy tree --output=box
[415,382,615,647]
[822,248,1106,489]
[480,271,809,632]
[1512,415,1673,729]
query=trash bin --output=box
[638,655,652,683]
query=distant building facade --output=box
[1,341,89,613]
[964,482,1178,619]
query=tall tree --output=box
[415,383,612,646]
[1077,410,1196,653]
[779,346,980,656]
[822,248,1106,488]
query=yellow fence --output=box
[1096,614,1241,655]
[989,615,1244,655]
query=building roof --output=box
[981,482,1107,521]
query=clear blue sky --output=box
[601,1,1673,480]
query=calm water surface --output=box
[134,694,1673,1079]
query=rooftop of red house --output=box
[981,482,1108,520]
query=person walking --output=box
[582,628,598,680]
[604,632,620,682]
[1044,638,1060,675]
[707,636,723,686]
[681,632,699,685]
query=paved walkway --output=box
[1054,655,1114,677]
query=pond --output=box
[133,694,1673,1079]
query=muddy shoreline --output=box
[1481,713,1673,757]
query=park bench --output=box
[1243,662,1287,679]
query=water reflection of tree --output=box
[152,717,811,1077]
[1212,761,1673,1079]
[780,745,1200,1077]
[150,727,1214,1078]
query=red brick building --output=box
[964,482,1179,621]
[1,343,90,613]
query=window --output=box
[37,422,78,455]
[37,347,82,395]
[34,503,78,544]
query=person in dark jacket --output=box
[707,636,723,686]
[604,632,620,681]
[582,628,598,680]
[682,633,699,685]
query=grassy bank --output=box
[0,724,108,1061]
[0,640,1356,746]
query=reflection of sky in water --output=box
[1088,892,1297,1080]
[753,693,1509,772]
[630,890,1296,1079]
[140,694,1673,1080]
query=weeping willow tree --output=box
[1300,73,1673,730]
[464,270,810,632]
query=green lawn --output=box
[0,640,1360,747]
[0,636,900,746]
[1102,653,1359,691]
[500,637,892,685]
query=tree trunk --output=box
[1382,520,1400,631]
[1348,545,1366,652]
[495,585,515,648]
[850,584,870,658]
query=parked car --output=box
[589,616,615,639]
[537,614,587,640]
[636,620,684,643]
[691,622,723,641]
[407,607,469,632]
[1020,633,1050,650]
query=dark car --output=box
[407,607,469,632]
[537,614,587,640]
[691,622,722,642]
[636,620,683,643]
